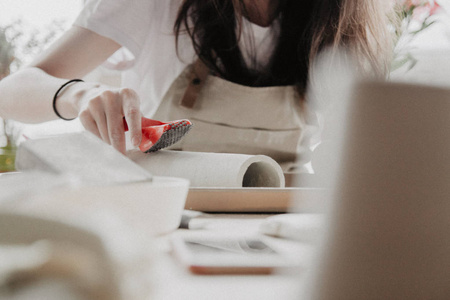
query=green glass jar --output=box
[0,145,16,173]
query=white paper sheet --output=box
[15,132,152,185]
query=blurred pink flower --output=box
[428,1,442,15]
[413,5,432,21]
[396,0,442,15]
[396,0,443,22]
[391,0,444,71]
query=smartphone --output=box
[170,235,296,275]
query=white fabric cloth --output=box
[74,0,279,117]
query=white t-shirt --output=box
[74,0,279,117]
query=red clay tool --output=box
[124,117,192,153]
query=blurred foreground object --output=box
[0,170,185,299]
[13,132,189,235]
[306,80,450,299]
[0,213,119,300]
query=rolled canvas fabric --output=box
[127,150,285,188]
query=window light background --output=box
[1,0,450,72]
[1,0,450,63]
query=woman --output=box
[0,0,393,167]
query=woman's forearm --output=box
[0,67,85,123]
[0,26,142,153]
[0,26,120,124]
[0,67,101,123]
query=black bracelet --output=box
[52,79,84,121]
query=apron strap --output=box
[180,58,210,109]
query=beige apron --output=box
[152,63,309,168]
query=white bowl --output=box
[7,175,190,237]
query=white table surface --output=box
[149,214,316,300]
[0,172,319,300]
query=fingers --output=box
[89,97,110,144]
[78,86,141,154]
[79,112,101,139]
[104,91,126,154]
[121,88,142,148]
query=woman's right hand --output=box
[73,83,143,154]
[0,26,142,154]
[32,26,143,154]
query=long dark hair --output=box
[174,0,392,97]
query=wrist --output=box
[56,80,100,119]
